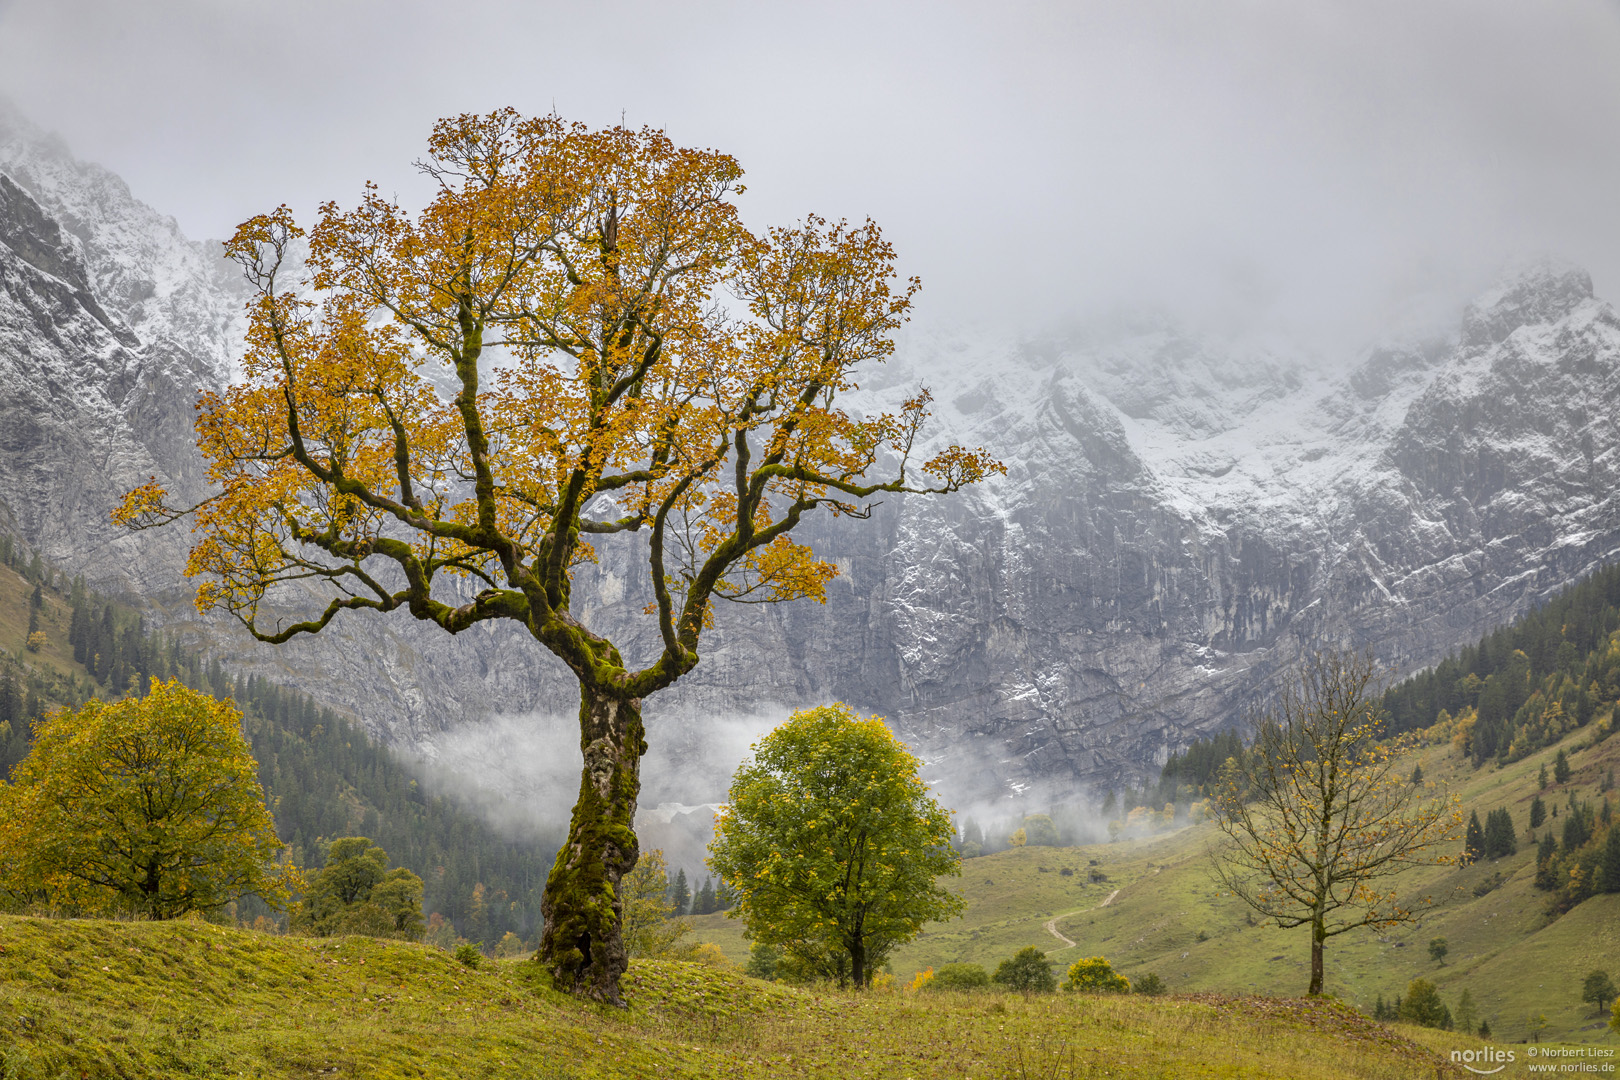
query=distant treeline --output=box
[1381,561,1620,764]
[0,533,558,948]
[1153,561,1620,792]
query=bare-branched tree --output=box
[1211,649,1462,996]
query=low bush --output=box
[1134,972,1167,996]
[1063,956,1130,994]
[928,963,991,991]
[993,947,1056,994]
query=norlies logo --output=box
[1451,1046,1516,1075]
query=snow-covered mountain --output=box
[2,110,1616,807]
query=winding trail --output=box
[1043,888,1121,950]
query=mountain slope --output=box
[0,106,1616,807]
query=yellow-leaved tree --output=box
[0,680,290,919]
[115,110,1000,1002]
[1211,649,1462,996]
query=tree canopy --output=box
[708,703,963,988]
[0,680,289,919]
[292,836,425,940]
[1212,650,1461,996]
[114,109,998,1003]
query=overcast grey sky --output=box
[2,0,1618,346]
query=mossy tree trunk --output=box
[538,686,647,1004]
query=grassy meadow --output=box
[0,913,1481,1079]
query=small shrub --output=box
[1134,972,1167,996]
[492,931,527,958]
[454,943,482,969]
[1195,930,1209,943]
[689,942,733,968]
[906,967,934,992]
[24,631,45,652]
[1059,867,1074,877]
[929,963,990,991]
[993,947,1056,994]
[1063,956,1130,994]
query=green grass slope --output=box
[0,914,1475,1079]
[689,720,1620,1045]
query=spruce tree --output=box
[1564,801,1594,851]
[1535,831,1559,890]
[1600,827,1620,893]
[0,671,17,726]
[1539,763,1550,790]
[1530,796,1546,829]
[1463,811,1484,865]
[1484,808,1516,859]
[1410,764,1423,785]
[1555,749,1573,785]
[695,877,717,916]
[669,868,690,916]
[69,600,89,664]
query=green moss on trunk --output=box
[538,688,646,1004]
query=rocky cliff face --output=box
[2,111,1616,807]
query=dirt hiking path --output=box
[1043,888,1121,949]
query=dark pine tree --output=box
[1565,801,1595,852]
[1599,827,1620,894]
[668,868,690,916]
[1530,796,1547,830]
[694,877,717,916]
[1484,808,1516,860]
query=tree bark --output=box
[1309,914,1326,996]
[538,688,646,1005]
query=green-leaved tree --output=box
[292,837,424,940]
[993,947,1057,994]
[1400,978,1452,1029]
[1583,970,1617,1016]
[708,703,964,988]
